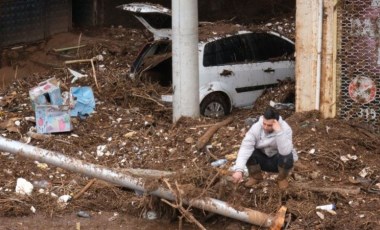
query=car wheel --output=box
[200,93,231,118]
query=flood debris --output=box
[0,136,279,227]
[77,210,91,218]
[28,77,96,133]
[15,178,34,196]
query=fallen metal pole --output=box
[0,137,275,227]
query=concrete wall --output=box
[0,0,72,47]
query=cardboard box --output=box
[29,77,63,109]
[35,105,72,134]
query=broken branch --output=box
[292,183,361,195]
[196,117,234,150]
[53,45,86,52]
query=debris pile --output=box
[0,27,379,229]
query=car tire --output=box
[200,93,231,118]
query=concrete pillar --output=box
[172,0,200,122]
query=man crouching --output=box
[232,107,298,190]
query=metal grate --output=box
[337,0,380,132]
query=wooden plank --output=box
[295,0,319,112]
[320,0,337,118]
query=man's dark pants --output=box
[247,149,294,172]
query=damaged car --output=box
[118,3,295,117]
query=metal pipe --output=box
[0,136,274,227]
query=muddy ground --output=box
[0,21,379,230]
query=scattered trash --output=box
[15,178,34,196]
[185,137,194,144]
[143,210,158,220]
[124,131,137,138]
[269,100,295,110]
[70,87,96,117]
[58,194,72,203]
[77,211,91,218]
[316,204,336,211]
[95,54,104,61]
[29,77,97,133]
[25,116,36,122]
[68,68,88,83]
[359,167,373,178]
[96,145,110,157]
[161,95,173,102]
[211,159,227,167]
[340,154,358,163]
[349,200,360,207]
[359,214,365,218]
[99,64,106,71]
[316,211,325,220]
[35,161,49,170]
[32,180,51,189]
[108,212,119,221]
[29,77,63,110]
[31,206,36,213]
[35,105,72,134]
[309,148,316,154]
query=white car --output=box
[119,3,295,117]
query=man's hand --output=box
[272,119,282,132]
[232,171,243,184]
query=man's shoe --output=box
[244,164,263,187]
[277,178,289,190]
[277,166,292,190]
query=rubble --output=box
[0,26,379,229]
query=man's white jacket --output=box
[235,116,298,172]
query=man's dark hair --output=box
[263,107,280,120]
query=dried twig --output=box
[131,93,165,107]
[90,58,100,91]
[64,58,100,91]
[53,44,86,52]
[77,33,83,57]
[162,179,206,230]
[73,178,96,200]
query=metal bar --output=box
[0,136,274,227]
